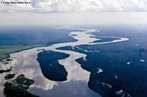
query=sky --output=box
[0,0,147,25]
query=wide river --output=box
[0,28,129,97]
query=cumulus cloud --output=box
[0,0,147,12]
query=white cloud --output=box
[1,0,147,12]
[1,0,147,25]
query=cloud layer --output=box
[1,0,147,12]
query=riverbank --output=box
[0,45,44,61]
[0,28,129,97]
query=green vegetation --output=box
[5,73,15,80]
[0,45,41,60]
[4,74,38,97]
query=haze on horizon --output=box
[0,0,147,26]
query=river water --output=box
[0,28,129,97]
